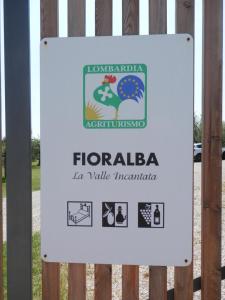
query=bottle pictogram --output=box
[116,206,127,224]
[154,205,160,225]
[102,202,128,227]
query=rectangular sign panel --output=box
[41,35,193,266]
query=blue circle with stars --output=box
[117,75,144,102]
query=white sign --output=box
[41,35,193,266]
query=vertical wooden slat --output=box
[174,1,194,299]
[122,0,139,35]
[68,263,86,300]
[94,1,112,299]
[202,0,223,299]
[149,266,167,300]
[149,0,167,34]
[122,265,139,300]
[95,0,112,36]
[68,0,85,37]
[41,0,58,38]
[122,1,139,299]
[41,1,60,299]
[42,262,60,300]
[68,1,86,299]
[95,264,112,300]
[149,1,167,300]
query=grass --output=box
[3,233,68,299]
[2,161,40,197]
[1,163,68,298]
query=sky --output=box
[1,0,224,137]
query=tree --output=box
[194,115,202,143]
[32,138,40,165]
[222,122,225,147]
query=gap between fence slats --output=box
[174,1,194,299]
[202,0,223,299]
[68,1,86,299]
[149,1,167,299]
[41,1,60,299]
[94,1,113,299]
[122,1,139,298]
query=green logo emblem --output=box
[83,64,147,129]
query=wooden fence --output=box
[2,0,223,299]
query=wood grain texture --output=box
[176,0,194,36]
[67,2,86,299]
[122,0,139,35]
[122,265,139,300]
[202,0,223,299]
[68,264,86,300]
[42,262,60,300]
[95,0,112,36]
[174,1,194,299]
[94,2,113,299]
[41,0,58,38]
[41,1,60,299]
[68,0,85,37]
[94,264,112,300]
[122,3,139,298]
[148,2,167,299]
[149,267,167,300]
[149,0,167,34]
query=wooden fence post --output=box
[41,1,60,299]
[149,1,167,300]
[122,1,139,299]
[94,1,113,300]
[202,0,223,299]
[67,1,86,299]
[174,1,194,299]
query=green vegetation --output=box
[2,138,41,197]
[194,116,225,146]
[32,163,40,192]
[3,233,68,299]
[2,162,40,197]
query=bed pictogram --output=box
[67,201,92,227]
